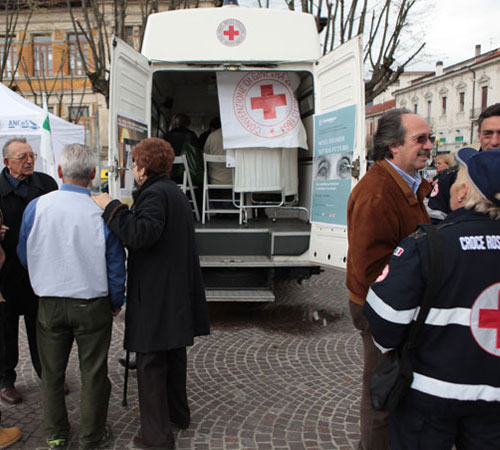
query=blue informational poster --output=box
[311,105,356,226]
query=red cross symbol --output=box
[478,291,500,348]
[250,84,287,120]
[223,25,239,41]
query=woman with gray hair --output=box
[363,148,500,449]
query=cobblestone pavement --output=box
[2,268,363,450]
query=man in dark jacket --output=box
[0,137,57,404]
[428,103,500,222]
[346,109,432,450]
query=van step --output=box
[205,289,275,302]
[200,255,314,267]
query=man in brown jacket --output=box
[346,109,432,450]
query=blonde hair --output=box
[456,167,500,220]
[435,153,455,167]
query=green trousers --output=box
[37,296,112,449]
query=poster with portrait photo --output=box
[117,115,148,202]
[311,105,356,226]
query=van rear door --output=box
[309,35,366,270]
[108,37,152,202]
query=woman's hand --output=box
[0,225,9,241]
[92,193,114,210]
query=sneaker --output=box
[95,425,111,449]
[79,426,111,450]
[46,436,68,449]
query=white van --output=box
[108,5,366,301]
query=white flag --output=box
[217,71,308,150]
[40,112,57,179]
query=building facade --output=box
[0,0,214,161]
[394,45,500,151]
[365,71,432,151]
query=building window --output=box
[481,86,488,110]
[68,105,93,142]
[426,100,431,118]
[33,35,53,76]
[0,36,17,78]
[68,33,89,76]
[125,26,134,48]
[441,97,447,115]
[413,103,418,114]
[68,105,89,122]
[459,92,465,112]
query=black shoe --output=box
[118,358,137,370]
[171,418,189,430]
[133,435,174,449]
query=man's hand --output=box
[112,308,121,317]
[0,225,9,241]
[92,193,114,210]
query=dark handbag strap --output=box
[406,224,444,348]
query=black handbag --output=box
[370,224,443,412]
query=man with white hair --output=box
[17,144,126,450]
[0,136,57,404]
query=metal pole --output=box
[122,350,130,407]
[95,106,102,192]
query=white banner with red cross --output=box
[216,71,308,150]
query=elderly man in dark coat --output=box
[0,137,57,404]
[93,137,209,450]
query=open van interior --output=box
[146,69,319,297]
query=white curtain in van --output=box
[217,71,308,150]
[233,147,298,196]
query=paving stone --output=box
[3,268,362,449]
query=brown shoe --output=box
[0,387,22,405]
[0,426,21,449]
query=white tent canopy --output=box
[0,83,85,180]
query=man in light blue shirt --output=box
[17,144,126,450]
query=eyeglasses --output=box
[9,152,38,161]
[409,134,435,145]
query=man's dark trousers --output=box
[37,296,112,449]
[390,391,500,450]
[0,291,41,388]
[350,302,390,450]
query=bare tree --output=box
[66,0,112,106]
[289,0,425,104]
[66,0,213,107]
[0,0,34,86]
[19,47,89,121]
[138,0,159,45]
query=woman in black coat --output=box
[93,137,209,449]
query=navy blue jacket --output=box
[364,208,500,410]
[427,165,458,223]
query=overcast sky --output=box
[408,0,500,70]
[239,0,499,71]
